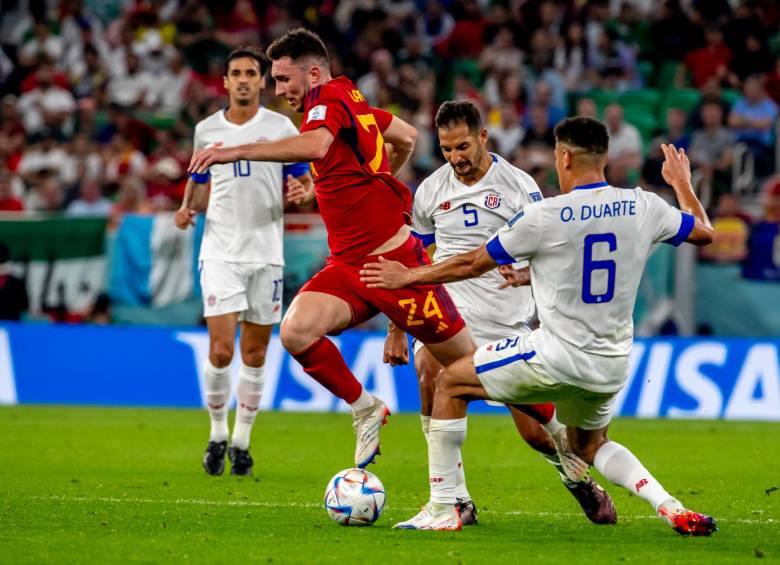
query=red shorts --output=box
[298,236,465,344]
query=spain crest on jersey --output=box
[485,193,501,209]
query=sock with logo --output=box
[593,441,673,510]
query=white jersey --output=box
[194,107,305,264]
[413,153,543,333]
[486,182,694,392]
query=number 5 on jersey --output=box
[398,291,449,334]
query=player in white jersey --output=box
[174,46,313,476]
[362,117,717,535]
[383,101,615,525]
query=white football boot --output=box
[394,502,462,531]
[550,427,590,483]
[352,395,390,468]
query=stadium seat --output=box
[721,88,741,106]
[623,105,658,143]
[658,88,701,122]
[619,89,661,113]
[654,61,683,90]
[586,89,619,113]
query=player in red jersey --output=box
[188,29,599,525]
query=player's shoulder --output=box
[194,109,224,133]
[415,163,452,200]
[256,107,297,128]
[492,154,543,196]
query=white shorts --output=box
[473,330,616,429]
[200,261,283,325]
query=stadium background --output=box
[0,0,778,420]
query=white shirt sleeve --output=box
[486,202,544,264]
[411,184,435,246]
[643,190,695,246]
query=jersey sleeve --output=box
[485,203,544,265]
[411,183,435,247]
[190,123,210,183]
[644,190,695,246]
[372,107,394,132]
[513,171,544,211]
[299,86,350,137]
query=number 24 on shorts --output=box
[398,291,449,334]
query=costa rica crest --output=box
[485,193,501,209]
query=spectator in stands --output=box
[65,180,112,217]
[643,107,690,189]
[687,77,732,130]
[103,134,148,182]
[742,187,780,281]
[516,103,555,170]
[488,103,524,157]
[111,176,151,218]
[728,33,774,85]
[144,52,192,114]
[682,26,731,88]
[690,102,734,198]
[604,103,642,183]
[576,97,598,119]
[588,28,638,92]
[357,49,398,107]
[17,133,70,186]
[70,43,109,101]
[525,80,564,129]
[699,193,751,263]
[0,243,28,321]
[107,52,151,109]
[526,29,566,111]
[0,170,23,211]
[19,20,64,67]
[17,63,76,138]
[25,173,63,212]
[479,25,523,76]
[765,55,780,108]
[728,75,778,176]
[554,21,589,92]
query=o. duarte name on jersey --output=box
[560,199,637,222]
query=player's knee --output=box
[210,339,234,368]
[280,316,316,353]
[241,344,267,367]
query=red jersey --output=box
[299,76,412,263]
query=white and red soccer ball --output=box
[324,468,386,526]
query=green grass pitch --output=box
[1,406,778,564]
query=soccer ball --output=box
[324,468,386,526]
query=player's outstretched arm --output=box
[661,144,714,246]
[381,115,417,175]
[188,129,335,174]
[360,244,496,289]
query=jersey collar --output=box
[573,181,609,191]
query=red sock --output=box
[291,337,362,404]
[516,403,555,425]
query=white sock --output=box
[204,359,231,443]
[350,387,374,413]
[422,415,470,500]
[231,364,265,450]
[541,412,565,437]
[428,418,467,505]
[594,441,676,511]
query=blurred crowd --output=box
[0,0,778,282]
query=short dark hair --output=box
[553,117,609,155]
[435,100,483,133]
[225,45,269,76]
[266,28,329,66]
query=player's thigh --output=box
[241,264,283,327]
[435,352,493,401]
[206,312,240,363]
[200,261,249,318]
[238,321,274,366]
[280,291,354,347]
[424,326,476,367]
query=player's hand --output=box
[188,142,238,174]
[497,265,530,288]
[286,174,314,205]
[174,207,196,229]
[383,324,409,366]
[359,256,410,289]
[661,144,692,188]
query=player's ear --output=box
[223,76,229,91]
[309,64,321,84]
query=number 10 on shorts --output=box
[398,291,449,333]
